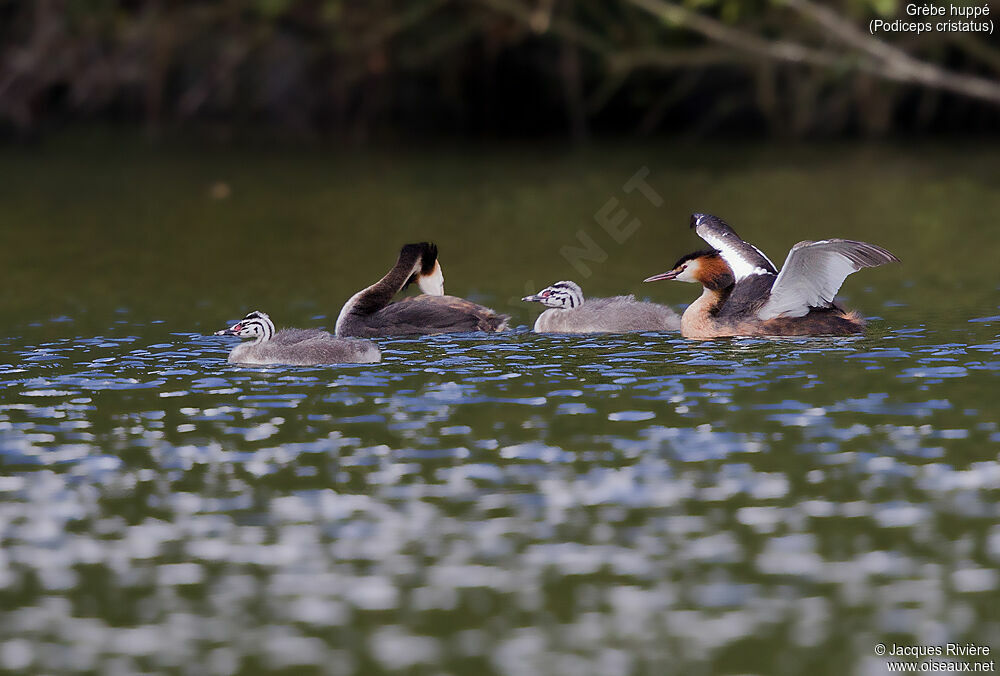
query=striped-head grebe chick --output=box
[522,280,680,333]
[215,311,380,365]
[643,213,899,339]
[336,242,509,337]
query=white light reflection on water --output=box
[0,318,998,675]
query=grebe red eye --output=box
[541,291,551,297]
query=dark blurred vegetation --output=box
[1,0,998,141]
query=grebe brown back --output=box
[215,311,381,365]
[643,214,899,339]
[522,281,680,333]
[335,243,509,337]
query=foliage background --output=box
[1,0,998,141]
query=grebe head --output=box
[400,242,445,296]
[643,249,735,290]
[522,281,584,309]
[215,310,276,344]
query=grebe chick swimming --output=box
[336,242,509,337]
[215,311,381,365]
[522,281,680,333]
[643,213,899,339]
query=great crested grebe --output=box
[643,213,899,339]
[335,242,509,337]
[522,280,680,333]
[215,311,381,365]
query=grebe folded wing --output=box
[373,295,509,334]
[269,328,329,345]
[691,213,777,281]
[758,239,899,320]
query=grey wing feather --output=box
[716,274,776,318]
[230,334,380,365]
[288,336,380,364]
[534,296,679,333]
[758,239,898,320]
[270,328,331,345]
[368,296,509,336]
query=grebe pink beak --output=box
[643,270,679,282]
[214,323,241,336]
[522,289,551,302]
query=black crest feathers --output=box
[670,248,720,270]
[398,242,439,275]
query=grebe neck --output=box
[680,285,731,337]
[336,249,428,335]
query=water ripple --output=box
[0,318,996,674]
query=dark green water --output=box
[1,139,998,675]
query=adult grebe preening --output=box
[336,242,509,337]
[215,311,381,365]
[643,213,899,339]
[522,281,680,333]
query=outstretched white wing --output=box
[692,213,777,281]
[758,239,898,320]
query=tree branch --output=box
[608,46,743,73]
[625,0,1000,105]
[475,0,612,56]
[783,0,1000,104]
[625,0,846,69]
[344,0,452,52]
